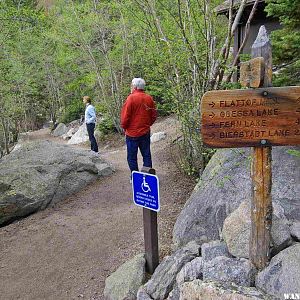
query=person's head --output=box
[131,78,145,92]
[83,96,91,105]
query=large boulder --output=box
[201,240,230,262]
[104,254,146,300]
[68,124,89,145]
[203,256,255,287]
[0,140,113,226]
[290,221,300,241]
[173,147,300,248]
[144,241,200,300]
[222,201,292,258]
[256,243,300,298]
[178,280,275,300]
[176,257,204,286]
[52,123,68,136]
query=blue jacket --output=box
[85,104,96,124]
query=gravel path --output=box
[0,117,195,300]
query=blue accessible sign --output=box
[132,171,160,212]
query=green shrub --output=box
[60,100,84,124]
[97,117,116,135]
[156,101,173,116]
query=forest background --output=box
[0,0,299,175]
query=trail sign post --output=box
[132,167,159,274]
[201,26,300,270]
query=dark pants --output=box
[126,132,152,173]
[86,123,98,152]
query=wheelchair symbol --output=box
[141,175,151,193]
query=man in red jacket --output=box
[121,78,157,175]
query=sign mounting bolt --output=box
[261,139,267,145]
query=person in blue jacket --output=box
[83,96,99,153]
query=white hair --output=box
[131,78,146,90]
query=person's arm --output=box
[120,97,132,129]
[86,106,96,123]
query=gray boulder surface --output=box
[203,256,255,287]
[0,140,113,226]
[256,243,300,298]
[222,201,292,258]
[173,146,300,248]
[271,216,292,256]
[167,257,203,300]
[144,241,200,300]
[290,221,300,241]
[137,287,153,300]
[201,240,230,262]
[68,123,89,145]
[52,123,68,136]
[176,257,203,285]
[104,254,146,300]
[151,132,166,143]
[178,280,275,300]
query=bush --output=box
[156,101,173,116]
[97,117,116,135]
[60,100,84,124]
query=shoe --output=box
[90,150,99,156]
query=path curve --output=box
[0,117,195,300]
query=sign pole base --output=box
[141,166,159,274]
[143,208,159,274]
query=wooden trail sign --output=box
[200,25,300,271]
[201,86,300,148]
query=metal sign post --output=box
[132,167,159,274]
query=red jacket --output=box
[121,89,157,137]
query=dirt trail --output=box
[0,117,195,300]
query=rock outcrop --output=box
[222,201,292,258]
[68,124,89,145]
[52,123,68,136]
[0,140,113,226]
[177,280,275,300]
[256,243,300,298]
[104,254,146,300]
[291,222,300,241]
[173,146,300,248]
[143,241,200,299]
[203,256,255,287]
[201,240,230,262]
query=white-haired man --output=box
[121,78,157,176]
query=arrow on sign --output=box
[209,102,215,108]
[208,133,215,139]
[209,112,215,118]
